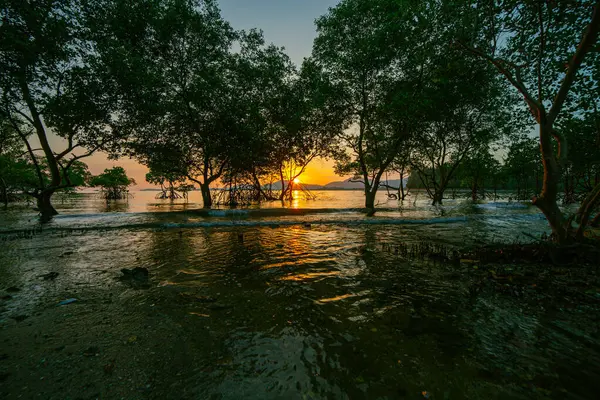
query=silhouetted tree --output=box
[314,0,444,213]
[459,0,600,242]
[408,55,503,205]
[90,167,135,200]
[0,0,124,219]
[457,146,501,202]
[503,138,543,201]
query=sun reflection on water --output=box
[316,293,357,303]
[279,271,340,281]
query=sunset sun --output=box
[293,177,301,184]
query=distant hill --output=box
[379,179,407,189]
[265,180,324,190]
[298,183,324,190]
[323,180,365,189]
[323,178,407,190]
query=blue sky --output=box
[218,0,340,65]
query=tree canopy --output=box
[0,0,124,217]
[0,0,598,241]
[90,166,135,200]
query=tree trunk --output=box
[251,171,268,201]
[591,213,600,228]
[20,77,61,187]
[431,172,451,205]
[481,179,486,200]
[432,181,446,205]
[575,182,600,239]
[200,183,212,209]
[1,179,7,208]
[399,171,406,200]
[365,189,376,214]
[36,191,58,221]
[536,197,568,242]
[278,168,286,201]
[365,173,386,214]
[533,123,568,242]
[564,172,571,204]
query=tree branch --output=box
[13,108,35,125]
[551,128,568,165]
[55,131,80,160]
[63,142,104,171]
[457,41,544,118]
[6,113,45,188]
[547,1,600,124]
[536,1,545,103]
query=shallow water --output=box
[1,190,548,242]
[1,191,598,399]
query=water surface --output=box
[1,191,597,399]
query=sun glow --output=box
[293,177,301,184]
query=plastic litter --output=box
[58,298,77,306]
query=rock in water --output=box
[119,268,150,288]
[39,272,59,280]
[120,267,149,281]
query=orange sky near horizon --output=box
[84,150,342,189]
[42,131,343,189]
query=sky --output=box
[76,0,342,188]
